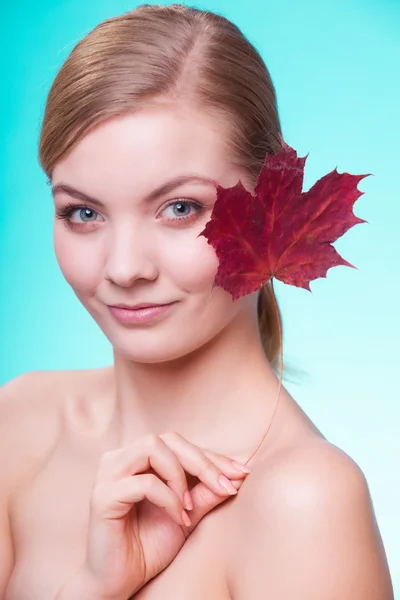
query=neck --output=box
[108,313,282,461]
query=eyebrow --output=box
[51,174,217,207]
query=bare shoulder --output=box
[238,437,369,512]
[227,438,394,599]
[0,371,62,449]
[0,371,64,483]
[0,367,113,490]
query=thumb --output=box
[186,478,243,529]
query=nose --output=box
[103,221,158,287]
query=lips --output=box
[108,302,177,324]
[110,302,171,310]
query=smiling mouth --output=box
[110,301,174,310]
[108,302,177,324]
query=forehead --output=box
[52,106,236,195]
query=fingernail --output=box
[218,475,238,495]
[182,510,192,527]
[184,490,193,511]
[231,460,251,474]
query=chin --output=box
[112,337,207,364]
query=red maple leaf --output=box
[199,140,370,301]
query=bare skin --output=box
[1,365,319,600]
[0,105,393,599]
[1,367,393,599]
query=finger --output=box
[159,432,245,499]
[200,448,252,480]
[98,436,183,480]
[92,474,188,527]
[184,478,245,531]
[97,434,249,514]
[97,436,189,508]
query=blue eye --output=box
[164,201,193,217]
[55,203,103,228]
[161,199,205,222]
[75,207,98,222]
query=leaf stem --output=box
[243,278,283,466]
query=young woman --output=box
[0,4,394,600]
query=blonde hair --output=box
[39,3,285,373]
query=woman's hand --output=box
[63,432,250,600]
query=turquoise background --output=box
[1,0,399,593]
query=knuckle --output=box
[96,449,119,479]
[144,433,162,449]
[200,456,216,476]
[143,472,158,491]
[99,449,118,465]
[160,431,182,443]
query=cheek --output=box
[160,232,219,293]
[53,226,101,294]
[159,232,243,334]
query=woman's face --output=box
[52,105,258,362]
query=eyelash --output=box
[55,199,206,230]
